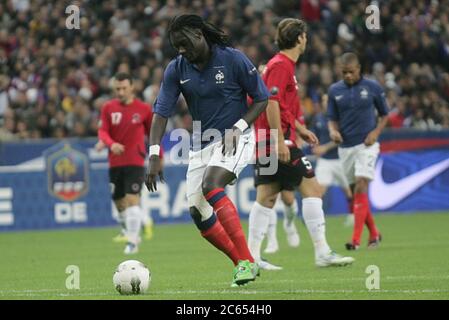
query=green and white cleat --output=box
[250,261,260,277]
[231,260,256,287]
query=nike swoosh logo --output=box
[370,158,449,209]
[335,95,343,101]
[180,79,191,84]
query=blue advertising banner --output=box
[1,130,448,231]
[369,150,449,212]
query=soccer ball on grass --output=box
[113,260,151,295]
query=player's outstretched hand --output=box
[222,127,241,156]
[145,155,164,192]
[299,128,319,146]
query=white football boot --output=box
[257,259,283,271]
[123,237,140,255]
[315,251,355,267]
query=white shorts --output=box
[186,130,255,220]
[315,158,349,188]
[338,142,380,185]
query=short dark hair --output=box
[168,14,229,47]
[340,52,360,65]
[276,18,307,50]
[114,72,133,84]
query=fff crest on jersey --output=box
[360,88,369,99]
[215,70,225,84]
[45,142,89,201]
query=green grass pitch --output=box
[1,213,448,300]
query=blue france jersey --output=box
[154,45,269,149]
[327,78,389,148]
[311,112,338,159]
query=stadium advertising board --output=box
[0,131,448,231]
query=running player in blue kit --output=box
[327,52,389,250]
[145,15,270,287]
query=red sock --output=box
[205,189,254,263]
[201,220,240,265]
[352,193,369,245]
[365,205,379,240]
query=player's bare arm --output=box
[145,114,168,192]
[364,115,389,146]
[243,98,269,126]
[295,119,319,146]
[222,98,268,156]
[328,120,343,144]
[312,141,337,157]
[266,99,290,163]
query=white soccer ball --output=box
[113,260,151,295]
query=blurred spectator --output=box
[0,0,448,142]
[388,97,408,128]
[301,0,321,22]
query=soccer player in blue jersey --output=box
[145,15,269,287]
[327,52,389,250]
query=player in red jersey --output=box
[96,73,158,254]
[263,99,304,255]
[253,64,302,256]
[248,18,354,269]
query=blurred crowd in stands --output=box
[0,0,448,141]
